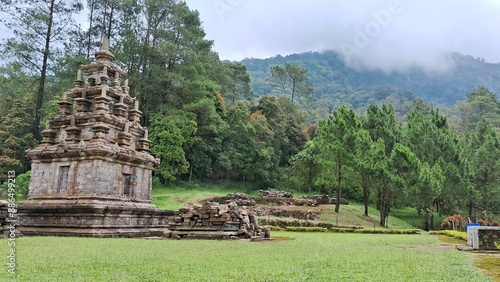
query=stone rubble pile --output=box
[254,196,318,206]
[164,202,270,240]
[254,207,321,220]
[259,189,293,198]
[205,192,256,206]
[300,195,349,205]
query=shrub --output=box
[285,226,328,232]
[269,225,285,231]
[488,220,499,226]
[430,230,467,241]
[281,227,421,234]
[0,171,30,201]
[477,219,487,226]
[440,214,465,231]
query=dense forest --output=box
[0,0,499,229]
[242,51,500,109]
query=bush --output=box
[269,225,285,231]
[430,230,467,241]
[1,171,30,201]
[476,218,499,226]
[281,226,421,234]
[440,214,465,231]
[285,226,328,232]
[478,219,488,226]
[489,221,500,226]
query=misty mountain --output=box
[240,51,500,108]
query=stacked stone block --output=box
[165,203,270,240]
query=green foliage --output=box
[315,106,361,213]
[267,62,314,105]
[0,170,30,201]
[287,141,321,193]
[220,62,255,103]
[458,86,500,132]
[0,95,37,181]
[462,118,500,219]
[1,0,83,139]
[330,228,421,234]
[284,226,421,234]
[243,51,500,108]
[285,226,328,232]
[150,113,196,183]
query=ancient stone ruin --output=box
[15,39,268,240]
[0,200,13,238]
[17,39,173,237]
[165,202,270,240]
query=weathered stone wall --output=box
[28,159,152,202]
[0,200,11,238]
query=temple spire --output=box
[101,37,110,51]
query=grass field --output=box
[318,203,414,229]
[151,182,259,210]
[152,184,420,229]
[0,232,492,281]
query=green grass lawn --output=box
[151,182,259,210]
[0,232,491,282]
[318,203,414,229]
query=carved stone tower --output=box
[18,39,172,237]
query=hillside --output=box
[151,184,422,230]
[241,51,500,108]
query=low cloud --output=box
[187,0,500,73]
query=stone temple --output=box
[15,39,269,240]
[17,39,172,237]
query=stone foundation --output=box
[18,199,173,237]
[0,200,13,238]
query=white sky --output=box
[2,0,499,73]
[184,0,500,72]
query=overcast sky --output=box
[184,0,500,73]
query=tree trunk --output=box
[334,164,342,213]
[468,201,473,221]
[33,0,56,141]
[363,174,369,216]
[106,3,115,39]
[188,165,193,183]
[423,210,429,231]
[87,0,96,59]
[379,201,387,226]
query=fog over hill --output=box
[187,0,500,74]
[240,50,500,107]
